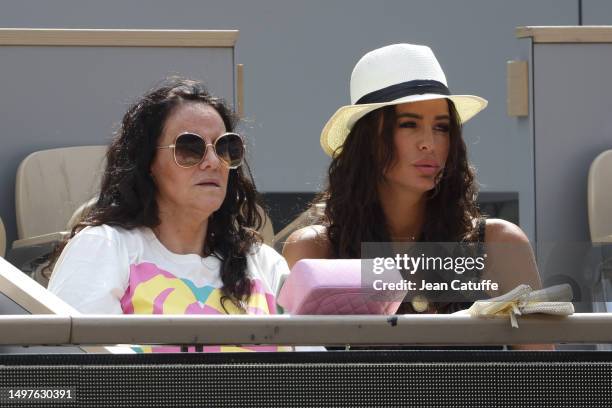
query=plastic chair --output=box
[14,145,107,245]
[10,146,106,276]
[587,149,612,316]
[588,149,612,243]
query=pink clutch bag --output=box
[278,259,407,315]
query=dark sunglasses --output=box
[157,132,245,169]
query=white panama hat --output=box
[320,43,488,157]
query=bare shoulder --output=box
[282,225,333,269]
[484,218,530,244]
[481,218,542,291]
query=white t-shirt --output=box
[48,225,289,317]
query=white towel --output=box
[455,284,574,328]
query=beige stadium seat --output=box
[10,146,106,282]
[588,150,612,243]
[14,145,107,247]
[0,216,5,258]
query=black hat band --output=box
[355,79,450,105]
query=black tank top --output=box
[328,219,502,351]
[396,217,488,315]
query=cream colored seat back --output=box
[0,216,5,258]
[15,146,107,240]
[588,149,612,243]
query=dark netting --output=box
[1,351,611,407]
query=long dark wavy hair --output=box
[314,100,482,314]
[51,78,263,305]
[315,99,481,256]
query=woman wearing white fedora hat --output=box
[283,44,545,333]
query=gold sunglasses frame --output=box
[157,132,244,169]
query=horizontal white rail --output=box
[1,314,611,346]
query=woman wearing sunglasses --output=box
[283,44,548,348]
[49,78,289,351]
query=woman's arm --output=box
[482,218,542,294]
[483,219,542,296]
[482,218,553,350]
